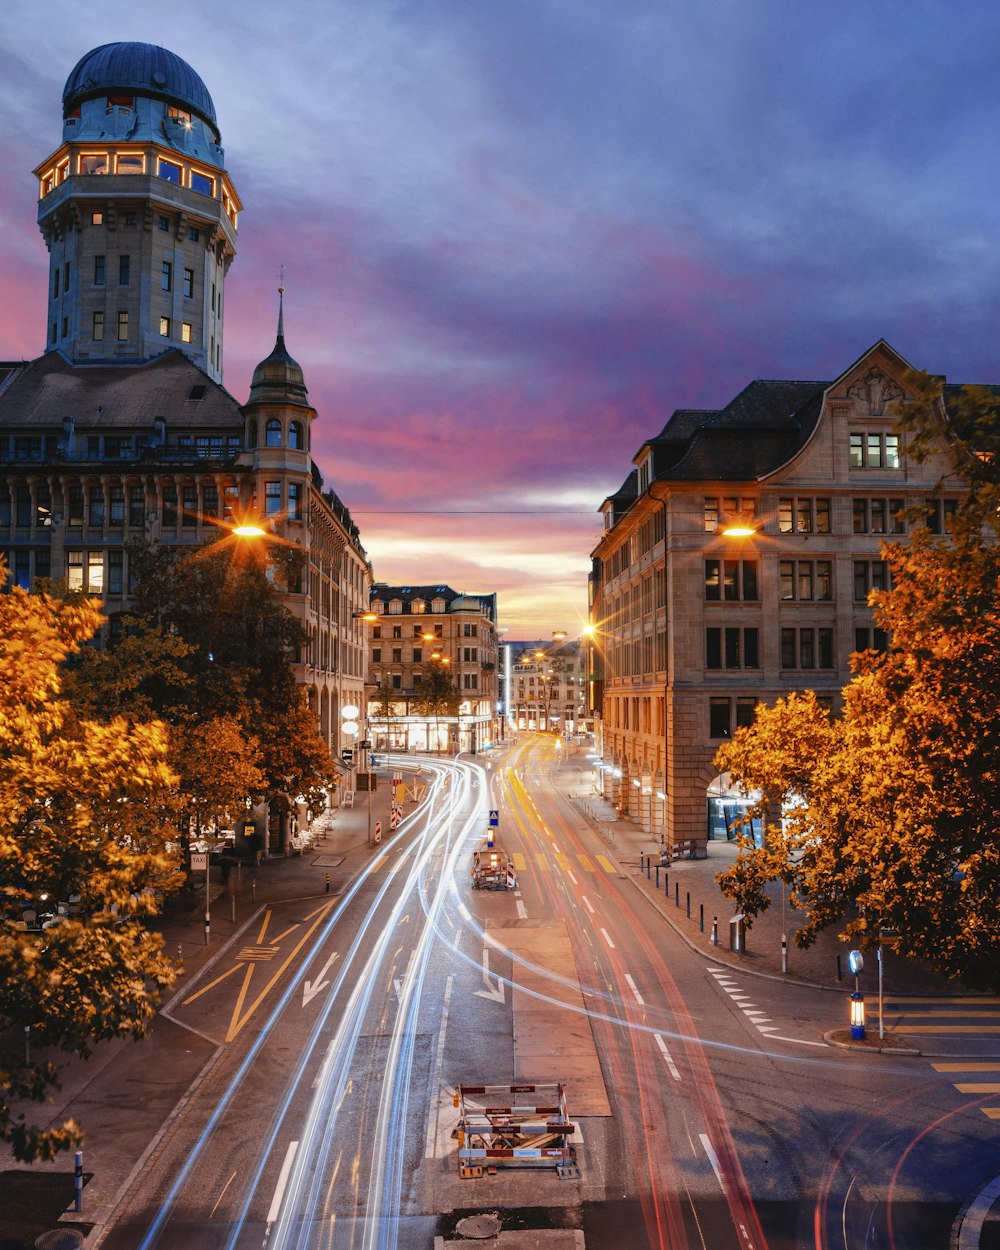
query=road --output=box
[98,734,1000,1250]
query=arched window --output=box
[265,419,282,447]
[289,421,304,449]
[246,420,257,449]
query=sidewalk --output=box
[0,776,398,1250]
[553,750,960,998]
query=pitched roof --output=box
[0,349,244,432]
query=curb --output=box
[822,1028,921,1056]
[952,1173,1000,1250]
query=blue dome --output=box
[63,42,217,129]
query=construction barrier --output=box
[455,1083,579,1178]
[471,840,513,890]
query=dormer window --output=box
[371,600,385,615]
[432,598,446,613]
[388,599,403,614]
[107,94,134,110]
[168,106,192,124]
[411,599,425,614]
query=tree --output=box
[712,379,1000,988]
[413,662,461,751]
[0,574,182,1161]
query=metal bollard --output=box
[836,953,842,982]
[655,865,660,888]
[74,1149,83,1213]
[251,878,256,903]
[325,873,331,894]
[711,916,718,946]
[664,871,669,897]
[686,891,690,919]
[177,942,182,963]
[699,903,704,933]
[674,882,679,906]
[646,856,651,880]
[781,934,788,974]
[231,894,236,923]
[23,1024,30,1066]
[204,914,210,946]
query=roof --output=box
[63,42,217,128]
[371,583,498,620]
[0,349,244,432]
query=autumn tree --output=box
[413,662,462,751]
[714,376,1000,989]
[0,574,182,1161]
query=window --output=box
[129,485,145,528]
[289,421,304,449]
[372,648,382,663]
[924,499,958,534]
[463,673,478,690]
[391,674,402,690]
[158,215,169,231]
[463,647,478,662]
[181,484,198,524]
[778,559,832,601]
[109,485,125,525]
[854,627,889,654]
[463,623,479,637]
[392,625,402,638]
[67,551,84,591]
[68,485,84,526]
[160,316,170,337]
[781,627,834,669]
[33,549,50,585]
[162,261,172,292]
[264,481,281,516]
[181,322,192,343]
[853,498,905,535]
[92,310,104,340]
[94,255,105,285]
[157,159,181,184]
[15,488,31,527]
[854,560,889,601]
[116,152,143,174]
[87,552,104,594]
[706,627,759,669]
[373,627,382,639]
[265,419,282,447]
[188,227,200,242]
[89,485,104,526]
[704,558,758,601]
[64,261,71,288]
[850,432,901,469]
[119,255,130,285]
[51,322,57,344]
[778,497,831,534]
[288,482,302,520]
[190,170,214,196]
[53,269,60,299]
[413,648,422,662]
[183,267,194,298]
[79,153,108,175]
[107,94,133,109]
[392,648,402,663]
[202,484,219,518]
[108,550,123,595]
[114,310,128,340]
[162,487,178,527]
[709,696,757,739]
[92,211,103,225]
[124,212,137,227]
[62,316,68,339]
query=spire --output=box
[248,284,308,406]
[277,284,285,344]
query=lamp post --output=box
[341,703,369,844]
[848,949,865,1040]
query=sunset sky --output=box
[4,2,1000,635]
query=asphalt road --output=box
[93,736,999,1250]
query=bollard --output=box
[686,891,690,919]
[177,942,182,963]
[664,871,669,897]
[674,882,679,907]
[711,916,718,946]
[699,903,704,933]
[325,873,331,894]
[655,865,660,888]
[251,878,256,903]
[231,894,236,924]
[646,856,651,880]
[23,1024,30,1066]
[74,1149,84,1213]
[781,934,788,974]
[204,914,210,946]
[836,953,842,982]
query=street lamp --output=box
[848,950,865,1040]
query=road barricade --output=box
[454,1083,579,1178]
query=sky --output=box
[4,1,1000,636]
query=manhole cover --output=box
[455,1212,502,1239]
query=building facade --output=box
[0,42,371,815]
[511,641,587,734]
[589,341,964,854]
[365,583,500,753]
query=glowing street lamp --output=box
[232,523,267,538]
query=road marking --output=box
[555,854,570,870]
[458,903,471,921]
[699,1133,724,1190]
[516,900,528,919]
[371,854,389,871]
[302,949,339,1007]
[582,895,596,915]
[655,1033,681,1080]
[566,869,579,885]
[600,927,616,949]
[535,853,552,871]
[266,1139,299,1226]
[513,852,528,872]
[577,854,596,872]
[182,961,243,1006]
[475,947,506,1004]
[896,1025,1000,1034]
[955,1083,1000,1094]
[596,854,616,873]
[209,1170,237,1218]
[424,976,454,1158]
[625,973,645,1006]
[393,950,417,1004]
[932,1063,1000,1071]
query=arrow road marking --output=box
[475,946,506,1004]
[302,950,339,1007]
[266,1138,299,1228]
[393,950,417,1004]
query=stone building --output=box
[589,341,964,854]
[0,41,371,835]
[365,583,500,753]
[511,641,587,734]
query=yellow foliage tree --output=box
[0,575,182,1161]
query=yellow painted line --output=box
[895,1025,1000,1034]
[983,1109,1000,1119]
[535,853,552,871]
[577,854,596,873]
[555,854,570,870]
[182,961,243,1006]
[271,924,299,945]
[371,855,389,871]
[884,996,1000,1005]
[955,1083,1000,1094]
[882,1009,1000,1018]
[225,899,336,1042]
[255,908,271,944]
[932,1063,1000,1072]
[513,852,528,872]
[597,854,616,874]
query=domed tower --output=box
[244,290,315,535]
[34,42,241,382]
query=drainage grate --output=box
[455,1212,503,1239]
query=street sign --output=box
[342,749,354,762]
[358,739,370,750]
[190,852,208,871]
[489,810,499,827]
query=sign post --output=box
[191,851,210,945]
[488,809,498,848]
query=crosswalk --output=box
[508,851,617,875]
[930,1063,1000,1119]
